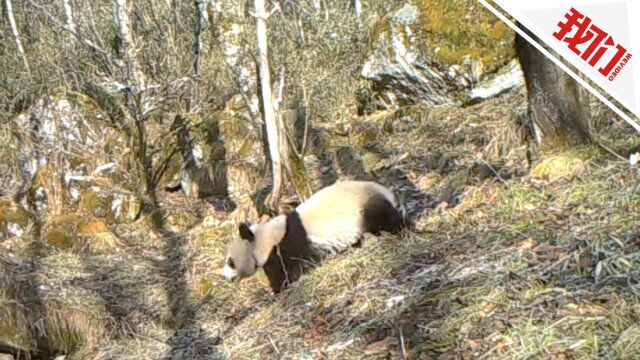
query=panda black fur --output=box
[221,180,404,293]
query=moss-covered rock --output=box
[41,215,115,251]
[89,232,119,252]
[362,4,455,106]
[414,0,514,74]
[44,230,76,250]
[10,92,130,224]
[76,218,108,235]
[0,201,31,239]
[218,110,269,219]
[363,2,516,107]
[76,189,141,224]
[162,115,230,199]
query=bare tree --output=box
[115,0,146,92]
[515,23,591,151]
[4,0,31,76]
[191,0,208,109]
[114,0,156,195]
[210,1,261,121]
[254,0,287,209]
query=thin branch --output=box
[4,0,31,76]
[255,0,284,208]
[300,86,311,156]
[24,0,118,67]
[275,68,285,109]
[191,0,208,110]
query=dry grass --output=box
[2,88,640,359]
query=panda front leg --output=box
[353,233,365,248]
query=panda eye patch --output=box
[227,258,235,269]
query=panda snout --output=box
[220,265,238,280]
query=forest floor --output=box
[3,86,640,360]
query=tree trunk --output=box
[4,0,31,76]
[114,0,153,195]
[191,0,208,110]
[115,0,146,93]
[515,23,591,151]
[210,0,260,122]
[254,0,285,209]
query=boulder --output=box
[161,115,229,199]
[362,4,454,107]
[0,201,31,240]
[362,2,515,108]
[9,92,134,228]
[467,59,524,103]
[217,108,269,221]
[41,215,118,251]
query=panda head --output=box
[221,216,286,280]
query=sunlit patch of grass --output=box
[562,178,613,204]
[532,155,586,180]
[499,319,561,359]
[488,184,549,220]
[531,145,601,180]
[608,324,640,359]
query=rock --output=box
[218,109,269,221]
[76,218,107,235]
[44,230,76,250]
[362,4,454,107]
[9,92,129,229]
[90,232,119,252]
[164,115,229,199]
[467,59,524,103]
[0,201,31,240]
[41,215,116,251]
[362,2,515,108]
[77,189,141,224]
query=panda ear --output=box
[238,222,255,242]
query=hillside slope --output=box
[2,87,640,360]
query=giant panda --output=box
[220,180,404,293]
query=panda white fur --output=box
[221,180,404,293]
